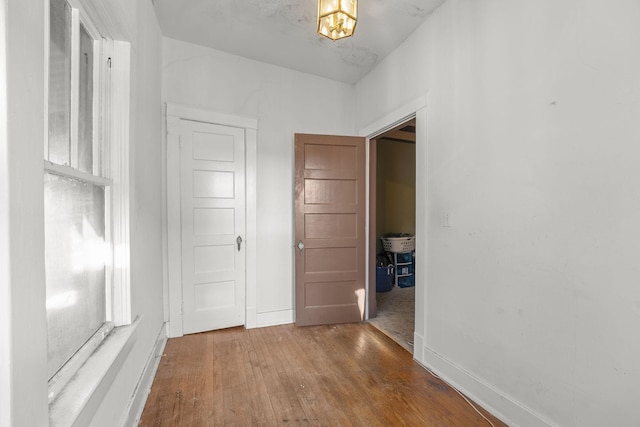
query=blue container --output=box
[376,265,394,292]
[397,265,412,276]
[398,275,415,288]
[396,252,413,263]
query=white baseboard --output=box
[412,332,424,361]
[246,307,257,329]
[418,346,556,427]
[119,323,168,427]
[255,309,294,328]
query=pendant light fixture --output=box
[317,0,358,41]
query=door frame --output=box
[163,103,258,337]
[359,95,428,359]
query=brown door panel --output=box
[295,133,366,326]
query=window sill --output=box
[49,316,141,427]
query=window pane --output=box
[48,0,72,165]
[44,173,107,378]
[78,24,95,174]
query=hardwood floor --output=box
[139,323,506,426]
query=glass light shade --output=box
[317,0,357,41]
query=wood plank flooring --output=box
[139,323,507,426]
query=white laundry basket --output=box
[380,235,415,253]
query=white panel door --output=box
[180,119,245,334]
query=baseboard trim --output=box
[419,346,556,427]
[119,322,168,427]
[255,309,294,328]
[412,332,424,361]
[246,307,257,329]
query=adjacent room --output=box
[2,0,639,426]
[369,119,417,352]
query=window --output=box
[45,0,131,402]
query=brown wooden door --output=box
[294,134,366,326]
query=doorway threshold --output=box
[367,286,415,353]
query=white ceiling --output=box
[153,0,446,84]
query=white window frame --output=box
[44,0,134,421]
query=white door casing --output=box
[165,104,258,337]
[180,120,245,334]
[359,95,427,358]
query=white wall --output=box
[0,2,8,424]
[0,0,165,425]
[1,0,49,425]
[162,38,355,325]
[356,1,640,426]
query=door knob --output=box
[297,240,304,255]
[236,236,243,251]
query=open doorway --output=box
[367,119,416,352]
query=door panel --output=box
[295,134,365,326]
[304,179,357,204]
[181,120,245,334]
[304,213,357,238]
[304,144,358,170]
[193,208,234,236]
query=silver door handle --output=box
[297,240,304,255]
[237,236,243,251]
